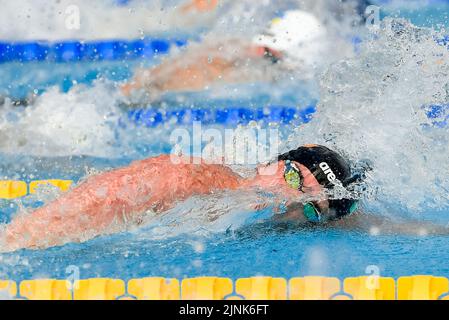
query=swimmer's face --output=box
[282,160,329,213]
[255,161,329,212]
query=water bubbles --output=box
[301,245,329,275]
[369,226,380,236]
[192,259,202,268]
[418,228,428,237]
[0,82,122,157]
[191,241,205,253]
[285,18,449,216]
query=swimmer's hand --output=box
[120,68,157,96]
[251,200,308,223]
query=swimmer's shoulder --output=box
[128,154,175,169]
[130,154,225,169]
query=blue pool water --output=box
[1,3,449,283]
[1,202,449,282]
[1,148,449,282]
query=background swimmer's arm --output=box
[121,40,270,99]
[328,210,449,236]
[121,49,237,97]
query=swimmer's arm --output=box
[270,202,310,224]
[1,159,165,251]
[271,205,449,235]
[1,156,242,252]
[1,165,163,252]
[328,211,449,236]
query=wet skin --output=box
[121,44,282,99]
[3,154,449,252]
[1,155,323,252]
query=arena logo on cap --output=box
[319,162,336,183]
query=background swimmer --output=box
[121,8,353,103]
[0,1,368,105]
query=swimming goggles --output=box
[283,160,322,223]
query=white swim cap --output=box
[253,10,328,67]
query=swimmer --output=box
[121,0,374,102]
[121,9,330,102]
[1,145,362,252]
[3,144,448,252]
[0,2,371,105]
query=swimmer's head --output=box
[252,10,327,67]
[278,144,359,222]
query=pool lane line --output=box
[0,34,447,63]
[0,180,73,200]
[0,38,188,63]
[1,275,449,300]
[125,105,317,127]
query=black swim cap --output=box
[278,144,356,218]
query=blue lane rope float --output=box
[125,105,317,127]
[125,103,448,128]
[0,38,188,63]
[0,34,447,63]
[424,104,449,128]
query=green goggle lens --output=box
[284,169,301,189]
[283,160,358,222]
[283,160,302,190]
[303,203,321,223]
[349,201,359,215]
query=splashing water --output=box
[134,189,284,240]
[206,0,365,38]
[0,0,219,41]
[0,0,363,41]
[0,82,122,157]
[2,9,448,249]
[284,18,449,215]
[0,1,364,158]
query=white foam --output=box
[0,0,215,41]
[0,82,121,157]
[283,18,449,213]
[0,0,364,42]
